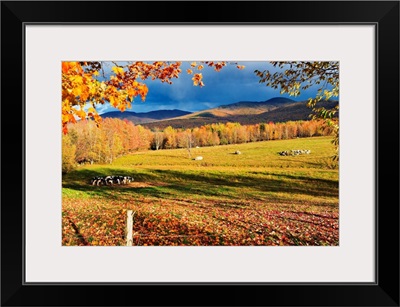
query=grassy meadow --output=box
[62,136,339,246]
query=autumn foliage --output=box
[63,118,334,168]
[62,61,340,247]
[62,61,244,134]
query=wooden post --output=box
[126,210,134,246]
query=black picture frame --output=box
[1,1,399,306]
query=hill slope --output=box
[101,109,192,124]
[178,97,297,120]
[143,99,338,130]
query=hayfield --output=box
[62,136,339,246]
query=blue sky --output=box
[95,61,322,114]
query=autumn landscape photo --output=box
[62,61,339,246]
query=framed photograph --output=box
[2,1,399,306]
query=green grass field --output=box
[62,136,339,246]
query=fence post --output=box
[126,210,134,246]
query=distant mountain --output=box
[178,97,297,119]
[100,109,192,124]
[143,98,338,130]
[219,97,297,109]
[100,97,338,130]
[244,100,339,123]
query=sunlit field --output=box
[62,136,339,246]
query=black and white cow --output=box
[91,176,105,186]
[104,176,114,185]
[90,175,134,186]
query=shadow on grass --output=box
[154,169,338,198]
[63,167,338,204]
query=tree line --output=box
[62,117,335,173]
[62,61,339,162]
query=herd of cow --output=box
[90,175,133,186]
[278,149,311,156]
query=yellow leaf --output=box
[127,88,136,99]
[109,96,118,107]
[80,88,89,102]
[71,75,83,84]
[72,86,82,97]
[112,66,124,75]
[62,114,70,123]
[74,109,86,119]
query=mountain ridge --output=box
[99,97,338,129]
[218,97,297,109]
[100,109,192,124]
[143,99,338,130]
[178,97,298,120]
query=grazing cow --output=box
[90,175,134,186]
[121,176,134,184]
[91,176,105,186]
[234,150,241,155]
[113,176,121,185]
[278,149,311,156]
[194,156,203,161]
[104,176,114,185]
[110,175,134,185]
